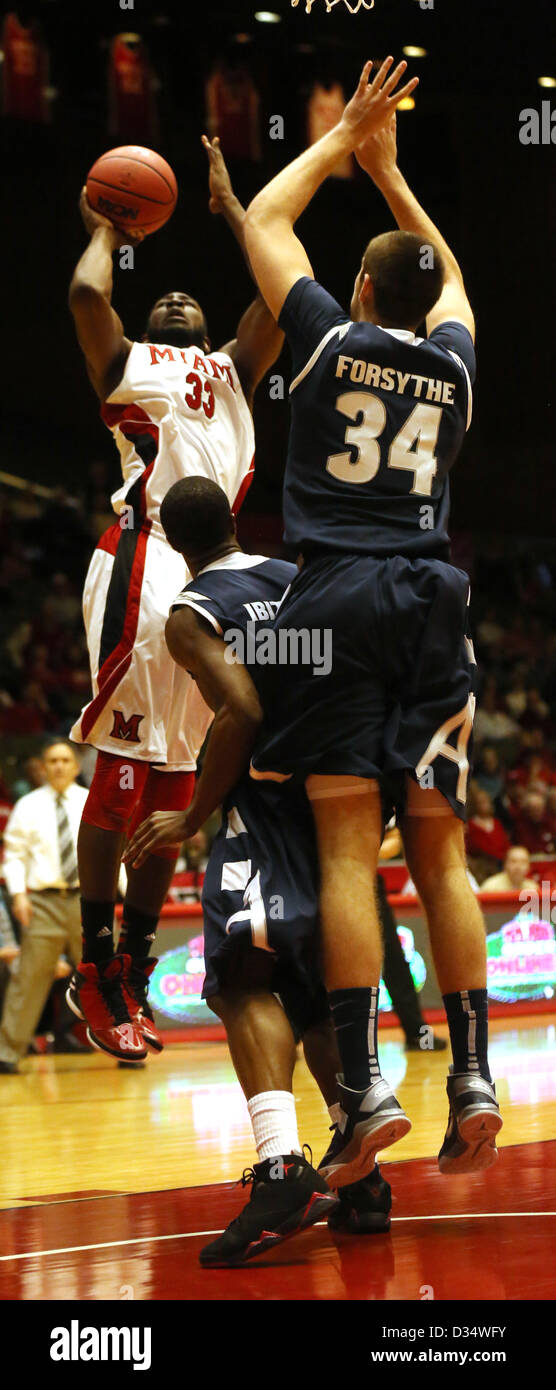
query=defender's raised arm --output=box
[243,58,419,321]
[356,114,475,340]
[202,133,284,406]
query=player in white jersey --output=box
[66,139,283,1062]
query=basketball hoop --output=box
[292,0,375,12]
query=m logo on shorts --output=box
[110,710,144,743]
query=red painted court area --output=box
[1,1140,555,1301]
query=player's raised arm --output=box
[202,134,284,405]
[68,189,135,399]
[243,57,418,321]
[356,113,475,341]
[123,607,263,867]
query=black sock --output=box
[328,987,381,1091]
[81,899,115,965]
[117,903,159,960]
[443,988,492,1082]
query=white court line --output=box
[1,1212,555,1263]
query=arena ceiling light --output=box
[397,96,416,110]
[403,46,427,58]
[538,75,556,87]
[254,11,283,21]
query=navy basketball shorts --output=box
[201,775,328,1025]
[250,554,477,822]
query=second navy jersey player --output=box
[279,277,475,562]
[169,552,324,1003]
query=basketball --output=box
[86,145,177,236]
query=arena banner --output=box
[144,895,556,1032]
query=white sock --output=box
[247,1090,302,1162]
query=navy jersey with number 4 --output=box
[279,277,476,561]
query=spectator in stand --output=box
[509,789,556,857]
[12,755,47,801]
[48,574,82,627]
[504,667,529,720]
[473,677,520,752]
[474,745,506,815]
[169,829,211,905]
[544,787,556,844]
[4,619,33,673]
[29,599,68,668]
[481,846,538,896]
[519,686,553,740]
[503,613,543,664]
[465,786,511,883]
[23,643,62,698]
[0,680,57,736]
[475,606,506,657]
[506,749,556,800]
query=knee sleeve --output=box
[82,751,150,832]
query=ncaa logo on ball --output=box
[97,195,139,220]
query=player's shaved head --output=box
[353,231,445,330]
[160,476,236,567]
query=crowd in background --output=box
[1,474,556,874]
[1,472,556,1055]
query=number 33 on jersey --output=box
[102,341,255,533]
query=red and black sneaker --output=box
[199,1149,339,1268]
[328,1165,392,1234]
[66,956,147,1062]
[124,957,163,1053]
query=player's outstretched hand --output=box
[201,134,235,214]
[356,111,398,182]
[123,809,191,869]
[78,188,145,247]
[341,57,418,146]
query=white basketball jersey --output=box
[102,341,255,535]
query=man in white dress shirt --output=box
[0,741,87,1073]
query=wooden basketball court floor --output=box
[1,1015,555,1301]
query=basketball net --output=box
[292,0,375,12]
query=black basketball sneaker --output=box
[318,1077,411,1188]
[438,1071,502,1174]
[328,1165,392,1234]
[199,1149,339,1268]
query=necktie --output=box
[56,794,79,887]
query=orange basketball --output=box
[86,145,177,236]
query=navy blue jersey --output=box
[170,551,324,1005]
[170,552,296,683]
[279,277,476,562]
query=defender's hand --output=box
[123,810,191,870]
[341,57,418,146]
[356,111,398,180]
[201,135,235,214]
